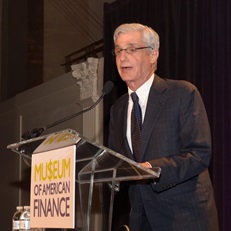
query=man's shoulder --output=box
[156,75,198,92]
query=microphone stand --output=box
[21,81,114,140]
[21,94,105,140]
[46,92,105,130]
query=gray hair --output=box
[113,23,160,51]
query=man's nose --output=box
[119,50,128,61]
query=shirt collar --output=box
[128,74,155,102]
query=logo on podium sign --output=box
[30,145,76,229]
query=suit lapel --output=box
[141,76,168,159]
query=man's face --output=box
[114,31,158,90]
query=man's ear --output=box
[151,49,159,63]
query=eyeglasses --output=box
[112,46,154,56]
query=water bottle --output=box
[12,206,23,231]
[19,206,31,231]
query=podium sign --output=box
[30,145,76,229]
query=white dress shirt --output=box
[127,74,155,153]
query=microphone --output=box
[21,81,114,140]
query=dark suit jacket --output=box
[109,76,219,231]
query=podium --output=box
[7,129,161,231]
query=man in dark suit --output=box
[108,23,219,231]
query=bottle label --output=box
[20,220,30,229]
[12,220,20,229]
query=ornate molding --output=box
[71,57,99,102]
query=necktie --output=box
[131,92,142,162]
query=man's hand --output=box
[140,162,152,168]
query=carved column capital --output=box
[71,57,99,102]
